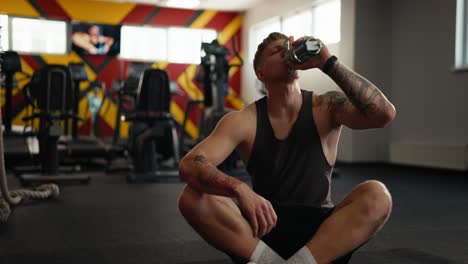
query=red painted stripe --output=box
[120,5,155,25]
[85,55,109,71]
[227,30,242,57]
[173,94,203,130]
[147,7,195,27]
[165,63,189,83]
[20,55,42,71]
[225,100,235,111]
[34,0,71,20]
[12,92,25,107]
[95,58,121,89]
[204,11,238,32]
[96,116,114,137]
[78,119,91,135]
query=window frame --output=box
[249,0,341,64]
[167,27,218,64]
[455,0,468,71]
[119,24,168,62]
[0,14,9,51]
[9,16,70,55]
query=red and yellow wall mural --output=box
[0,0,243,140]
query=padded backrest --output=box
[0,51,22,73]
[136,68,171,113]
[30,64,74,113]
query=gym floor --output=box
[0,163,467,264]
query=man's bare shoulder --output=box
[215,103,257,141]
[222,103,256,126]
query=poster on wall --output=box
[71,22,121,55]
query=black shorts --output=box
[263,205,358,263]
[231,205,361,263]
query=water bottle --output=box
[283,36,322,65]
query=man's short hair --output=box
[253,32,288,72]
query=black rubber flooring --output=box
[1,163,467,264]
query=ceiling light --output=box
[166,0,200,9]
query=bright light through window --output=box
[313,0,341,44]
[249,17,281,63]
[121,25,167,62]
[282,11,312,39]
[0,15,8,51]
[12,17,67,54]
[168,27,217,64]
[455,0,468,69]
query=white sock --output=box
[286,246,317,264]
[249,240,285,264]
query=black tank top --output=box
[246,90,334,208]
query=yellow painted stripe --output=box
[171,10,220,138]
[190,10,217,29]
[40,54,74,66]
[170,102,198,140]
[11,59,32,127]
[225,55,244,110]
[218,15,243,45]
[56,0,136,25]
[98,97,113,127]
[228,53,243,76]
[176,65,203,100]
[0,0,40,17]
[13,106,37,129]
[218,15,243,110]
[78,95,92,124]
[12,58,34,97]
[175,12,244,139]
[151,61,169,70]
[226,91,244,110]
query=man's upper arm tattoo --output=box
[328,61,390,117]
[317,91,349,114]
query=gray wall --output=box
[243,0,468,169]
[388,0,468,169]
[351,0,393,162]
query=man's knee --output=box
[356,180,392,223]
[178,185,202,218]
[178,185,237,220]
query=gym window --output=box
[249,0,341,64]
[11,17,67,55]
[282,11,313,40]
[312,0,341,45]
[0,14,8,51]
[167,27,217,64]
[249,17,281,63]
[455,0,468,70]
[120,25,167,62]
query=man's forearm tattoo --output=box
[193,155,241,195]
[326,61,392,117]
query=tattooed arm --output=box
[178,111,247,197]
[321,60,396,129]
[179,106,278,237]
[289,37,396,129]
[180,153,244,197]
